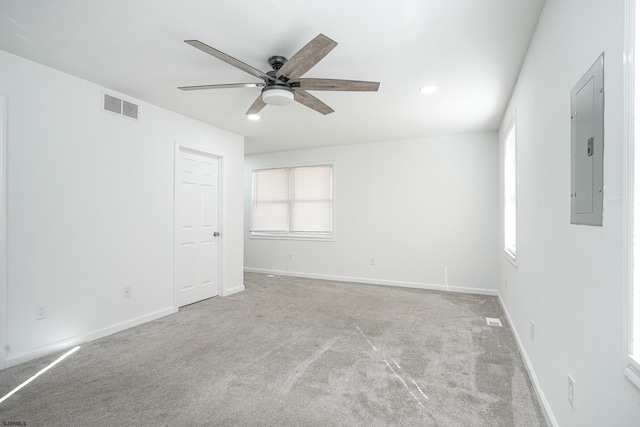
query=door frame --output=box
[1,96,7,369]
[173,140,223,312]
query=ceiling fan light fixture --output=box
[247,114,261,121]
[180,35,379,115]
[262,87,294,106]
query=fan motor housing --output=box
[268,55,287,70]
[262,64,294,106]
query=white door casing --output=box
[175,146,220,308]
[1,96,6,369]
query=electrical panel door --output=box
[570,53,604,226]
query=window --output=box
[250,164,333,240]
[625,0,640,388]
[504,120,517,264]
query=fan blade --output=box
[276,34,337,81]
[178,83,265,91]
[246,94,267,115]
[185,40,275,81]
[294,78,380,92]
[294,90,334,115]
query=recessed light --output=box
[420,85,438,94]
[247,114,260,121]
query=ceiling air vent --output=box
[102,93,139,120]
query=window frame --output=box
[624,0,640,389]
[249,163,335,241]
[503,116,518,267]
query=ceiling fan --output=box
[178,34,380,115]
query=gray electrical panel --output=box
[570,53,604,226]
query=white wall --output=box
[0,49,245,367]
[245,133,498,294]
[498,0,640,425]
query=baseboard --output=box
[5,306,175,368]
[222,284,245,296]
[497,293,558,427]
[244,267,498,296]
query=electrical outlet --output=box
[370,258,376,266]
[530,320,535,342]
[123,286,132,298]
[568,374,576,410]
[36,304,47,320]
[288,253,293,261]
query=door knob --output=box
[213,232,220,237]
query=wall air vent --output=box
[122,100,139,119]
[104,94,122,114]
[102,93,139,120]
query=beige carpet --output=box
[0,273,546,426]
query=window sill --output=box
[504,250,517,268]
[624,362,640,392]
[250,234,334,242]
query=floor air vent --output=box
[102,93,139,120]
[486,317,502,327]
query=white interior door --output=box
[176,148,220,307]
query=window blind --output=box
[291,166,332,233]
[250,164,333,238]
[250,168,289,232]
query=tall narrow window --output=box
[634,0,640,367]
[626,0,640,387]
[504,120,517,264]
[250,164,333,240]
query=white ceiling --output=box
[0,0,545,154]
